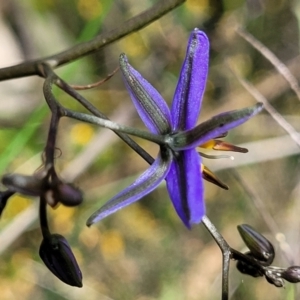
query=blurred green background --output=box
[0,0,299,299]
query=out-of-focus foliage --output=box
[0,0,299,299]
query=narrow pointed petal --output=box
[171,103,263,150]
[171,29,209,131]
[166,149,204,228]
[119,54,171,134]
[87,149,173,226]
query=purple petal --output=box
[172,103,263,150]
[171,29,209,131]
[166,149,204,228]
[119,54,171,134]
[87,149,173,226]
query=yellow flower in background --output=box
[70,123,95,146]
[100,229,125,260]
[2,195,31,219]
[186,0,209,16]
[77,0,103,20]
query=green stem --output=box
[64,109,167,145]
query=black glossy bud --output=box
[39,234,82,287]
[2,173,45,196]
[237,224,275,265]
[236,252,263,278]
[281,266,300,283]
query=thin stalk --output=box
[63,109,167,145]
[236,28,300,100]
[202,215,231,300]
[44,113,60,166]
[42,68,64,166]
[39,196,51,239]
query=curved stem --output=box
[0,0,185,81]
[42,67,63,166]
[44,111,61,166]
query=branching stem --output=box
[202,216,231,300]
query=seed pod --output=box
[281,266,300,283]
[39,234,82,287]
[2,173,45,196]
[52,183,83,207]
[237,224,275,265]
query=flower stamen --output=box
[201,164,229,190]
[199,152,234,160]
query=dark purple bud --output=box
[238,224,275,265]
[236,252,264,278]
[281,266,300,283]
[39,234,82,287]
[50,183,83,207]
[2,173,45,196]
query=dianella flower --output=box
[87,28,263,228]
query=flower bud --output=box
[52,183,83,207]
[281,266,300,283]
[39,234,82,287]
[200,139,248,153]
[201,164,228,190]
[237,224,275,265]
[2,173,45,196]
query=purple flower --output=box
[87,29,263,228]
